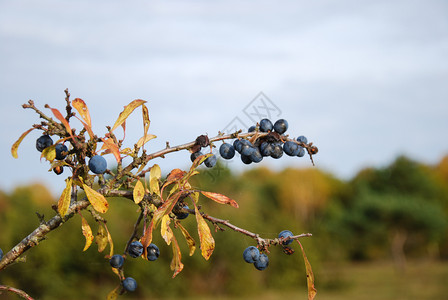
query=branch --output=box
[0,285,34,300]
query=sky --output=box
[1,0,447,196]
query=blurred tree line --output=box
[1,155,447,299]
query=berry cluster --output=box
[242,230,295,271]
[242,246,269,271]
[108,241,160,293]
[219,118,312,165]
[35,135,108,175]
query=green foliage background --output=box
[1,155,448,299]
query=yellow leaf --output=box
[111,99,147,132]
[152,191,182,229]
[161,214,173,245]
[41,145,56,162]
[81,215,94,251]
[95,224,108,253]
[137,134,157,148]
[11,128,35,158]
[133,180,145,204]
[194,205,215,260]
[142,104,150,136]
[190,191,200,204]
[297,240,317,300]
[150,164,161,181]
[106,286,120,300]
[58,178,72,217]
[104,224,114,258]
[170,235,184,278]
[150,178,160,197]
[149,165,161,197]
[177,222,196,256]
[82,182,109,213]
[201,191,239,208]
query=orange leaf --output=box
[201,191,239,208]
[81,215,94,251]
[136,104,153,148]
[133,180,145,204]
[101,138,121,163]
[141,219,154,258]
[297,240,317,300]
[72,98,92,127]
[47,106,75,142]
[170,235,184,278]
[72,98,94,139]
[82,182,109,213]
[194,204,215,260]
[11,128,35,158]
[110,99,147,132]
[58,178,72,217]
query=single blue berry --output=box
[241,145,256,157]
[243,246,260,263]
[88,155,107,174]
[259,119,273,132]
[128,241,144,258]
[237,139,252,155]
[233,139,242,152]
[241,154,252,165]
[36,135,53,152]
[147,243,160,261]
[109,254,124,268]
[271,143,284,159]
[297,135,308,144]
[254,253,269,270]
[297,146,306,157]
[0,248,3,260]
[55,144,68,160]
[260,142,273,157]
[248,125,256,132]
[283,141,299,156]
[123,277,137,292]
[175,205,189,220]
[273,119,288,134]
[249,148,263,163]
[219,143,235,160]
[279,230,294,245]
[190,151,203,163]
[204,154,217,168]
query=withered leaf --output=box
[194,205,215,260]
[82,182,109,213]
[177,222,196,256]
[297,240,317,300]
[11,128,35,158]
[58,178,72,217]
[95,224,108,253]
[81,215,94,251]
[201,191,239,208]
[170,235,184,278]
[110,99,147,132]
[133,180,145,204]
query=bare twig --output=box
[0,285,34,300]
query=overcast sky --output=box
[1,0,447,195]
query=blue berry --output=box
[147,243,160,261]
[273,119,288,134]
[233,139,242,152]
[260,142,273,157]
[0,248,3,260]
[260,119,273,132]
[297,135,308,144]
[283,141,299,156]
[279,230,294,245]
[241,154,252,165]
[249,148,263,163]
[271,143,284,159]
[243,246,260,263]
[204,154,217,168]
[128,241,144,258]
[190,151,203,163]
[297,146,306,157]
[248,125,256,132]
[254,253,269,270]
[36,135,53,152]
[88,155,107,174]
[123,277,137,292]
[238,140,253,155]
[219,143,235,160]
[55,144,68,160]
[175,205,189,219]
[109,254,124,268]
